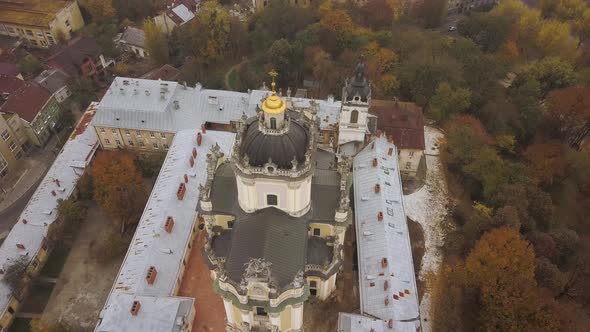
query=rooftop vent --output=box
[184,174,188,183]
[146,266,157,285]
[197,133,202,146]
[208,96,218,105]
[192,147,197,158]
[173,100,179,110]
[374,183,380,193]
[372,158,378,167]
[123,80,130,85]
[381,257,388,268]
[165,216,174,233]
[384,280,389,290]
[145,90,150,96]
[130,300,141,316]
[189,156,194,167]
[16,243,25,249]
[377,212,383,221]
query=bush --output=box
[90,228,131,264]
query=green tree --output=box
[17,54,42,77]
[81,0,115,21]
[415,0,447,28]
[144,20,169,65]
[428,82,471,122]
[516,57,577,97]
[192,1,231,64]
[464,146,507,198]
[458,13,511,52]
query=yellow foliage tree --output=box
[193,1,231,64]
[81,0,115,20]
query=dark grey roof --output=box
[224,208,308,288]
[239,117,310,169]
[307,237,333,266]
[120,26,146,48]
[33,69,69,94]
[344,63,370,102]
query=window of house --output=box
[150,132,155,138]
[65,20,70,27]
[30,40,37,46]
[8,141,17,151]
[40,40,47,47]
[36,32,43,38]
[350,110,359,124]
[255,307,267,316]
[7,27,15,33]
[405,162,411,169]
[160,132,166,138]
[104,139,110,145]
[32,260,38,267]
[0,169,8,178]
[153,143,158,149]
[47,36,55,44]
[163,144,169,149]
[125,130,130,136]
[270,117,277,129]
[136,131,141,137]
[267,194,278,206]
[1,129,9,141]
[26,29,33,36]
[227,220,234,229]
[313,228,320,236]
[111,129,116,134]
[387,208,394,216]
[409,151,414,157]
[15,151,22,160]
[7,307,14,314]
[139,141,145,147]
[100,128,105,133]
[128,141,134,146]
[115,140,121,145]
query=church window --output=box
[350,110,359,124]
[267,194,278,206]
[255,307,267,316]
[270,117,277,129]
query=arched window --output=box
[350,110,359,124]
[270,117,277,129]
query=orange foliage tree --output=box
[91,150,148,232]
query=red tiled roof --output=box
[0,74,25,95]
[47,37,103,77]
[370,99,425,150]
[0,82,51,122]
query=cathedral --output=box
[198,75,351,331]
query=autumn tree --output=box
[319,9,355,52]
[81,0,115,21]
[17,54,42,77]
[90,151,148,232]
[442,115,492,171]
[465,228,561,331]
[543,86,590,141]
[458,12,511,52]
[192,1,231,64]
[428,82,471,122]
[143,20,169,65]
[3,256,31,301]
[524,142,568,187]
[415,0,447,28]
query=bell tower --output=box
[338,63,371,152]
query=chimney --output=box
[165,216,174,233]
[374,183,380,193]
[384,297,389,306]
[377,212,383,221]
[393,294,399,300]
[201,124,206,134]
[372,158,378,167]
[192,147,197,158]
[173,100,180,110]
[381,257,388,268]
[177,183,186,200]
[388,319,393,329]
[131,300,141,316]
[388,147,393,156]
[184,174,188,183]
[197,133,202,146]
[189,156,194,167]
[384,280,389,291]
[146,266,158,285]
[371,142,375,150]
[51,190,56,196]
[399,291,405,297]
[22,219,27,224]
[55,179,60,187]
[16,243,25,249]
[405,289,410,294]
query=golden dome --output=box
[261,87,286,115]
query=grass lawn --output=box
[39,244,71,278]
[8,318,30,332]
[20,282,54,313]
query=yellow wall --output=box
[280,305,293,331]
[308,223,334,238]
[214,214,235,229]
[95,126,175,152]
[0,297,20,330]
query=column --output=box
[223,298,235,325]
[291,303,304,331]
[269,312,281,330]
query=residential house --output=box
[47,37,114,80]
[0,82,63,146]
[370,99,425,179]
[34,69,71,103]
[116,27,148,58]
[154,4,195,34]
[0,0,84,48]
[0,63,22,80]
[141,64,180,81]
[0,76,27,181]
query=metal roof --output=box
[170,4,195,24]
[352,136,420,331]
[96,293,194,332]
[92,77,342,133]
[0,105,99,316]
[337,312,387,332]
[97,129,235,330]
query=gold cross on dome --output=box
[268,69,278,93]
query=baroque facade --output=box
[199,78,350,331]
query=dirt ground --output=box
[302,225,360,331]
[408,218,426,301]
[178,231,226,332]
[41,203,126,331]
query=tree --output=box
[536,257,566,295]
[319,9,355,51]
[521,57,577,96]
[428,82,471,122]
[464,146,507,198]
[524,142,568,187]
[492,205,521,229]
[113,63,130,76]
[458,13,511,52]
[415,0,447,28]
[508,75,542,141]
[3,256,31,301]
[143,20,169,65]
[90,151,148,232]
[442,115,492,170]
[81,0,115,21]
[192,1,231,64]
[30,319,72,332]
[534,20,580,62]
[550,228,579,264]
[543,86,590,140]
[69,78,98,108]
[465,228,560,331]
[359,0,395,29]
[17,54,42,77]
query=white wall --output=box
[399,149,423,176]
